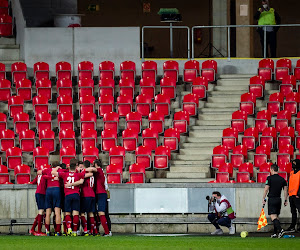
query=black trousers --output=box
[258,29,277,58]
[289,196,300,228]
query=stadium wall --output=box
[0,184,292,234]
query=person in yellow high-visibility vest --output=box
[254,0,281,58]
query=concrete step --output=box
[210,91,246,96]
[207,96,241,103]
[219,74,253,79]
[180,142,219,148]
[217,79,250,86]
[196,120,231,126]
[171,160,211,166]
[189,130,222,137]
[176,154,211,161]
[150,178,214,183]
[0,45,20,60]
[167,172,208,179]
[204,102,239,108]
[180,148,213,155]
[0,37,16,45]
[201,108,237,113]
[198,113,232,120]
[190,125,228,130]
[170,166,210,173]
[186,137,221,143]
[214,85,249,91]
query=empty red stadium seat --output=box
[258,59,274,81]
[140,77,156,99]
[222,127,238,151]
[249,75,265,98]
[279,162,292,175]
[255,110,271,133]
[0,79,11,101]
[58,112,74,131]
[275,110,291,132]
[294,60,300,82]
[16,79,32,101]
[99,61,115,80]
[278,127,295,149]
[32,95,48,116]
[33,147,49,170]
[11,62,27,85]
[183,93,199,116]
[126,112,142,134]
[120,61,136,80]
[184,60,200,83]
[0,112,7,132]
[135,94,152,117]
[148,111,165,134]
[239,162,254,178]
[259,162,272,172]
[201,60,217,82]
[284,92,300,115]
[8,96,24,118]
[60,146,76,165]
[78,78,94,98]
[240,93,256,116]
[278,171,288,181]
[141,60,157,79]
[135,145,152,170]
[211,145,229,169]
[163,60,179,81]
[275,58,291,81]
[219,162,233,178]
[36,112,51,135]
[14,164,31,184]
[0,1,9,15]
[57,95,73,114]
[19,129,35,152]
[154,94,171,117]
[109,146,125,168]
[98,94,114,117]
[82,146,99,163]
[56,78,73,97]
[209,172,230,183]
[78,61,93,80]
[6,147,22,170]
[0,14,12,37]
[81,128,97,150]
[119,78,135,99]
[34,62,50,81]
[236,172,254,183]
[260,127,277,149]
[191,76,208,99]
[242,127,259,151]
[128,163,146,184]
[116,95,133,117]
[173,111,190,134]
[101,129,117,152]
[254,145,271,168]
[154,145,171,169]
[0,164,10,184]
[230,145,248,169]
[160,77,176,99]
[103,112,119,134]
[98,78,115,97]
[142,128,159,151]
[163,128,180,151]
[13,112,29,134]
[256,172,270,183]
[267,92,284,116]
[59,129,75,149]
[277,144,294,169]
[0,62,5,80]
[106,164,122,184]
[231,110,247,133]
[39,129,55,153]
[122,128,138,152]
[79,95,95,115]
[56,61,72,80]
[280,75,296,98]
[0,129,14,151]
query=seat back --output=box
[99,61,115,80]
[120,61,136,80]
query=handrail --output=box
[192,24,300,60]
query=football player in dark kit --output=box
[262,164,288,238]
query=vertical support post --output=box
[263,26,267,58]
[187,27,190,60]
[170,22,173,58]
[141,27,144,61]
[227,27,231,62]
[191,27,194,60]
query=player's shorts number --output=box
[67,176,75,189]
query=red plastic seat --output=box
[135,145,152,170]
[59,129,75,149]
[154,145,171,169]
[277,144,294,170]
[140,77,156,99]
[101,129,117,152]
[126,112,142,134]
[120,61,136,80]
[275,58,291,81]
[267,92,284,116]
[57,95,73,114]
[13,112,29,134]
[275,110,291,132]
[32,95,48,116]
[8,96,24,118]
[141,60,157,79]
[242,127,259,151]
[11,62,27,85]
[230,145,248,169]
[259,162,272,172]
[260,127,277,149]
[0,14,12,36]
[39,129,55,152]
[163,128,180,151]
[0,164,10,184]
[78,78,94,98]
[295,111,300,133]
[209,172,230,183]
[98,94,114,117]
[0,1,9,15]
[218,162,234,178]
[278,127,295,149]
[82,146,99,163]
[106,164,122,184]
[221,127,238,151]
[160,77,176,99]
[14,164,31,184]
[33,147,49,170]
[36,112,51,135]
[173,110,190,134]
[99,61,115,80]
[0,129,14,151]
[249,75,265,98]
[294,60,300,82]
[16,79,32,101]
[256,172,270,183]
[239,162,254,178]
[211,145,229,169]
[6,147,22,170]
[56,78,73,98]
[36,78,52,101]
[122,128,138,152]
[79,95,95,115]
[231,110,247,133]
[56,61,72,80]
[184,60,200,83]
[191,76,208,99]
[78,61,93,80]
[183,93,199,116]
[0,62,5,80]
[0,79,11,101]
[128,163,146,184]
[154,94,171,117]
[163,60,179,81]
[254,145,271,168]
[34,62,49,81]
[255,110,271,133]
[201,60,217,82]
[148,111,165,134]
[236,172,254,183]
[280,75,296,98]
[119,78,135,99]
[258,59,274,81]
[60,146,76,165]
[81,128,97,150]
[109,146,126,168]
[98,78,115,97]
[19,129,35,152]
[116,95,133,117]
[0,112,7,132]
[240,93,256,115]
[279,162,292,175]
[103,112,119,134]
[142,128,159,151]
[283,92,300,115]
[135,94,152,117]
[58,112,74,131]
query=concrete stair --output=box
[0,38,23,70]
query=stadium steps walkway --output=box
[0,37,23,70]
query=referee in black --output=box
[262,164,288,238]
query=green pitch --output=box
[0,235,299,250]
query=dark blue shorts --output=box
[65,193,80,213]
[45,187,61,210]
[61,191,65,212]
[35,193,46,210]
[96,193,107,212]
[80,197,96,213]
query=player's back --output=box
[60,171,85,196]
[81,175,95,198]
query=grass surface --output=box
[0,235,299,250]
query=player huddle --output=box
[29,159,112,236]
